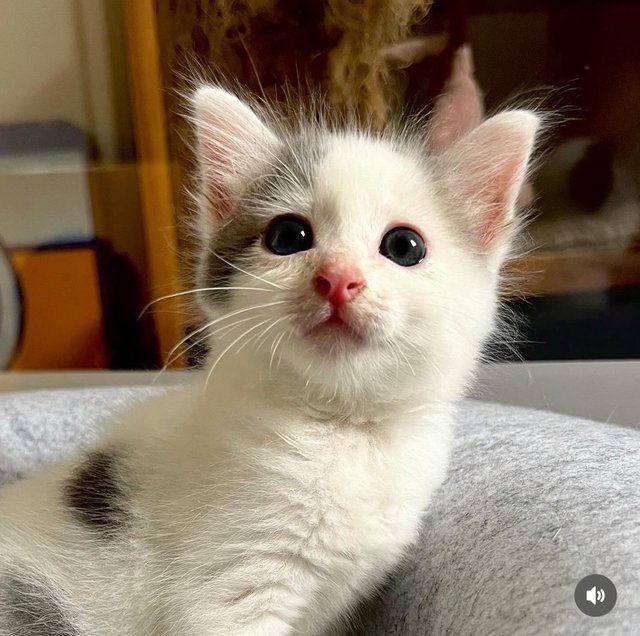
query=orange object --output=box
[123,0,184,363]
[9,247,107,369]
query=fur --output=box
[0,87,539,635]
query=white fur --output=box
[0,88,539,635]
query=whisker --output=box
[236,317,281,355]
[304,362,313,389]
[385,338,402,381]
[154,302,288,384]
[208,248,287,290]
[161,313,268,372]
[254,316,288,352]
[159,300,286,370]
[395,343,416,377]
[139,286,273,318]
[269,331,287,376]
[233,323,272,358]
[203,318,273,394]
[278,331,292,370]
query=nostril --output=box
[314,268,366,303]
[315,275,332,297]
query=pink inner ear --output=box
[474,157,526,247]
[194,88,277,221]
[208,183,233,220]
[448,109,539,252]
[480,199,508,247]
[198,121,250,219]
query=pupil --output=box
[395,237,410,256]
[281,226,297,245]
[379,227,425,267]
[265,215,313,256]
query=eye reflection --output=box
[380,227,426,266]
[264,216,314,256]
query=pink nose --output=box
[314,266,365,307]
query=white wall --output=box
[0,0,132,161]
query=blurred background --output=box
[0,0,638,372]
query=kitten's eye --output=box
[265,215,314,256]
[380,227,426,267]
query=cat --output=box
[530,136,640,250]
[0,86,539,635]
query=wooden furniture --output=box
[471,0,640,300]
[122,0,184,362]
[9,247,107,370]
[120,0,640,364]
[512,248,640,298]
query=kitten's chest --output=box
[180,409,451,570]
[261,419,447,566]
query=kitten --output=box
[0,87,538,635]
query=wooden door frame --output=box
[122,0,184,365]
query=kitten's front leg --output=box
[222,614,297,636]
[165,605,298,636]
[158,617,293,636]
[161,568,315,636]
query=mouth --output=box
[305,309,367,345]
[317,313,346,329]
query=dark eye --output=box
[380,227,426,267]
[264,215,314,256]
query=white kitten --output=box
[0,87,538,635]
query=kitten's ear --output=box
[192,87,277,219]
[428,45,484,152]
[442,110,539,261]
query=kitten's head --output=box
[191,87,538,407]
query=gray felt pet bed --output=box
[1,388,639,635]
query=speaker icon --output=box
[586,586,606,605]
[575,574,616,616]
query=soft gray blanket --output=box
[1,388,639,635]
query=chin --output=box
[293,335,385,377]
[297,309,387,353]
[307,327,368,354]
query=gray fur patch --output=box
[202,134,326,304]
[63,449,130,538]
[0,572,78,636]
[203,211,265,305]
